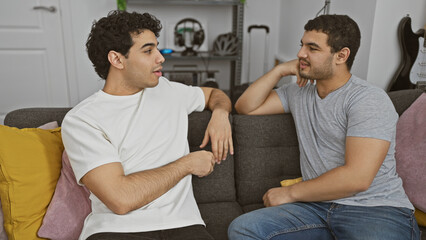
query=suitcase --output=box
[232,24,270,104]
[246,24,270,82]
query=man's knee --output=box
[228,214,249,237]
[228,212,262,239]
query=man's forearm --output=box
[235,66,284,114]
[117,159,191,213]
[206,88,232,113]
[289,166,367,202]
[82,151,214,215]
[84,159,190,215]
[200,87,233,161]
[289,137,389,203]
[265,165,368,207]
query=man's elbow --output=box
[234,104,245,114]
[107,199,133,215]
[350,179,373,194]
[234,101,252,115]
[102,196,135,215]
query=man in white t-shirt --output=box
[61,10,233,240]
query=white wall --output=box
[276,0,425,89]
[276,0,377,80]
[2,1,423,124]
[62,0,426,108]
[276,0,328,84]
[241,0,281,83]
[330,0,377,80]
[368,0,426,89]
[64,0,115,103]
[64,0,282,95]
[277,1,322,63]
[64,1,237,95]
[127,3,234,90]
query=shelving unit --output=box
[127,0,244,96]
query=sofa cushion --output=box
[395,93,426,212]
[0,120,58,240]
[233,114,301,206]
[198,202,243,240]
[0,202,6,240]
[0,125,63,240]
[38,151,91,240]
[387,89,423,116]
[4,108,71,128]
[242,203,264,213]
[415,208,426,227]
[189,111,237,203]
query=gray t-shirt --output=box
[275,75,413,209]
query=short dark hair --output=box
[86,10,162,79]
[304,14,360,70]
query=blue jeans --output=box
[228,202,420,240]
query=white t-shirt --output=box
[61,77,206,240]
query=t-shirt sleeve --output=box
[169,81,205,114]
[187,86,205,113]
[347,89,398,141]
[275,83,298,113]
[61,113,121,185]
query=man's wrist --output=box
[275,60,298,78]
[211,108,230,116]
[286,184,298,203]
[175,155,193,176]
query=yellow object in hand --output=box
[280,177,303,187]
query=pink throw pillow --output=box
[0,202,6,240]
[37,151,91,240]
[395,93,426,212]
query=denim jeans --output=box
[228,202,420,240]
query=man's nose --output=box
[297,47,307,59]
[157,50,165,64]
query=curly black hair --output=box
[304,14,360,71]
[86,10,162,79]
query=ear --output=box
[107,50,124,70]
[336,47,350,65]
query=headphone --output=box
[174,18,205,48]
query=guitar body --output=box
[410,37,426,82]
[388,16,425,92]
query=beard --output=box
[299,55,334,80]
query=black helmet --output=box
[212,33,238,56]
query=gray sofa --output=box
[4,89,425,240]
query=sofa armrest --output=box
[4,108,72,128]
[388,89,423,116]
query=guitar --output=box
[410,25,426,84]
[388,16,425,92]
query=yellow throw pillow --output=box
[280,177,303,187]
[0,125,63,240]
[415,207,426,227]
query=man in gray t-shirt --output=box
[228,14,420,240]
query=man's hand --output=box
[181,150,216,177]
[263,186,295,207]
[277,59,313,87]
[200,109,233,163]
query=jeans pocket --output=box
[394,207,414,218]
